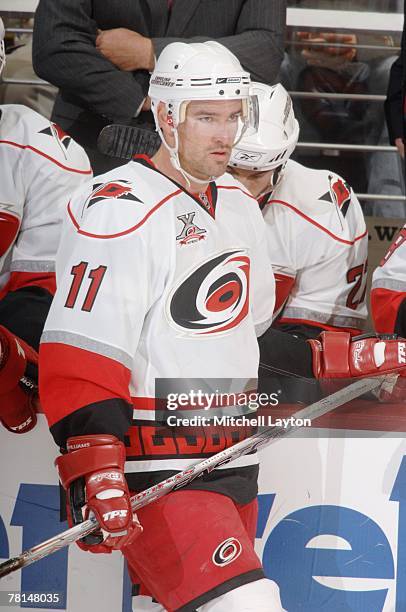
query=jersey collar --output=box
[132,155,218,219]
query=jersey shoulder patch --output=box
[269,160,365,241]
[0,105,91,174]
[277,161,351,213]
[68,164,180,239]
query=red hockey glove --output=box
[308,331,406,401]
[0,325,38,433]
[55,434,142,554]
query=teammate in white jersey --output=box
[40,42,406,611]
[0,18,91,434]
[371,226,406,402]
[372,224,406,337]
[228,82,368,341]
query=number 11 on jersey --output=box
[64,261,107,312]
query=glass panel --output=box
[282,5,405,217]
[287,0,403,12]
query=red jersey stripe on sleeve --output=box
[67,187,183,239]
[0,271,57,299]
[270,199,367,245]
[371,287,406,334]
[274,273,295,316]
[0,212,20,256]
[0,141,92,175]
[39,342,132,427]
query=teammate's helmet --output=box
[229,83,300,172]
[0,18,5,78]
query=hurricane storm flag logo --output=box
[330,176,351,209]
[319,175,352,217]
[168,250,250,335]
[39,122,72,158]
[85,180,143,209]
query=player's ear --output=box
[157,102,175,144]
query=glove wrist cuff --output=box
[56,435,126,489]
[0,326,28,392]
[308,332,352,379]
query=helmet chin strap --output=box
[159,125,218,189]
[154,101,250,190]
[257,163,286,198]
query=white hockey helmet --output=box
[229,82,300,173]
[0,18,5,78]
[148,41,258,184]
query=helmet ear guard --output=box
[269,163,285,190]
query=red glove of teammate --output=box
[56,434,142,553]
[308,332,406,401]
[0,325,38,433]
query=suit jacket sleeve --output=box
[32,0,149,124]
[384,28,405,145]
[153,0,287,84]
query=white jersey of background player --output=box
[229,83,368,339]
[40,41,285,611]
[371,223,406,336]
[0,17,91,434]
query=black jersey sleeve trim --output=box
[274,321,324,341]
[50,398,133,449]
[395,297,406,338]
[0,286,52,351]
[258,326,314,379]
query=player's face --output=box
[177,99,244,182]
[228,167,274,199]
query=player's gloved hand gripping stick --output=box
[56,434,142,554]
[308,332,406,401]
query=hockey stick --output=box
[0,375,388,578]
[97,124,161,160]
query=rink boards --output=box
[1,413,406,611]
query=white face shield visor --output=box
[0,22,5,78]
[152,93,259,186]
[231,93,260,146]
[244,93,260,140]
[168,93,259,147]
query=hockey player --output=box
[371,226,406,402]
[371,224,406,336]
[371,226,406,403]
[228,82,368,341]
[40,42,406,611]
[0,17,91,434]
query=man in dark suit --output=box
[32,0,286,173]
[385,27,405,170]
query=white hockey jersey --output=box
[371,224,406,334]
[0,104,91,296]
[263,159,368,334]
[41,157,275,484]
